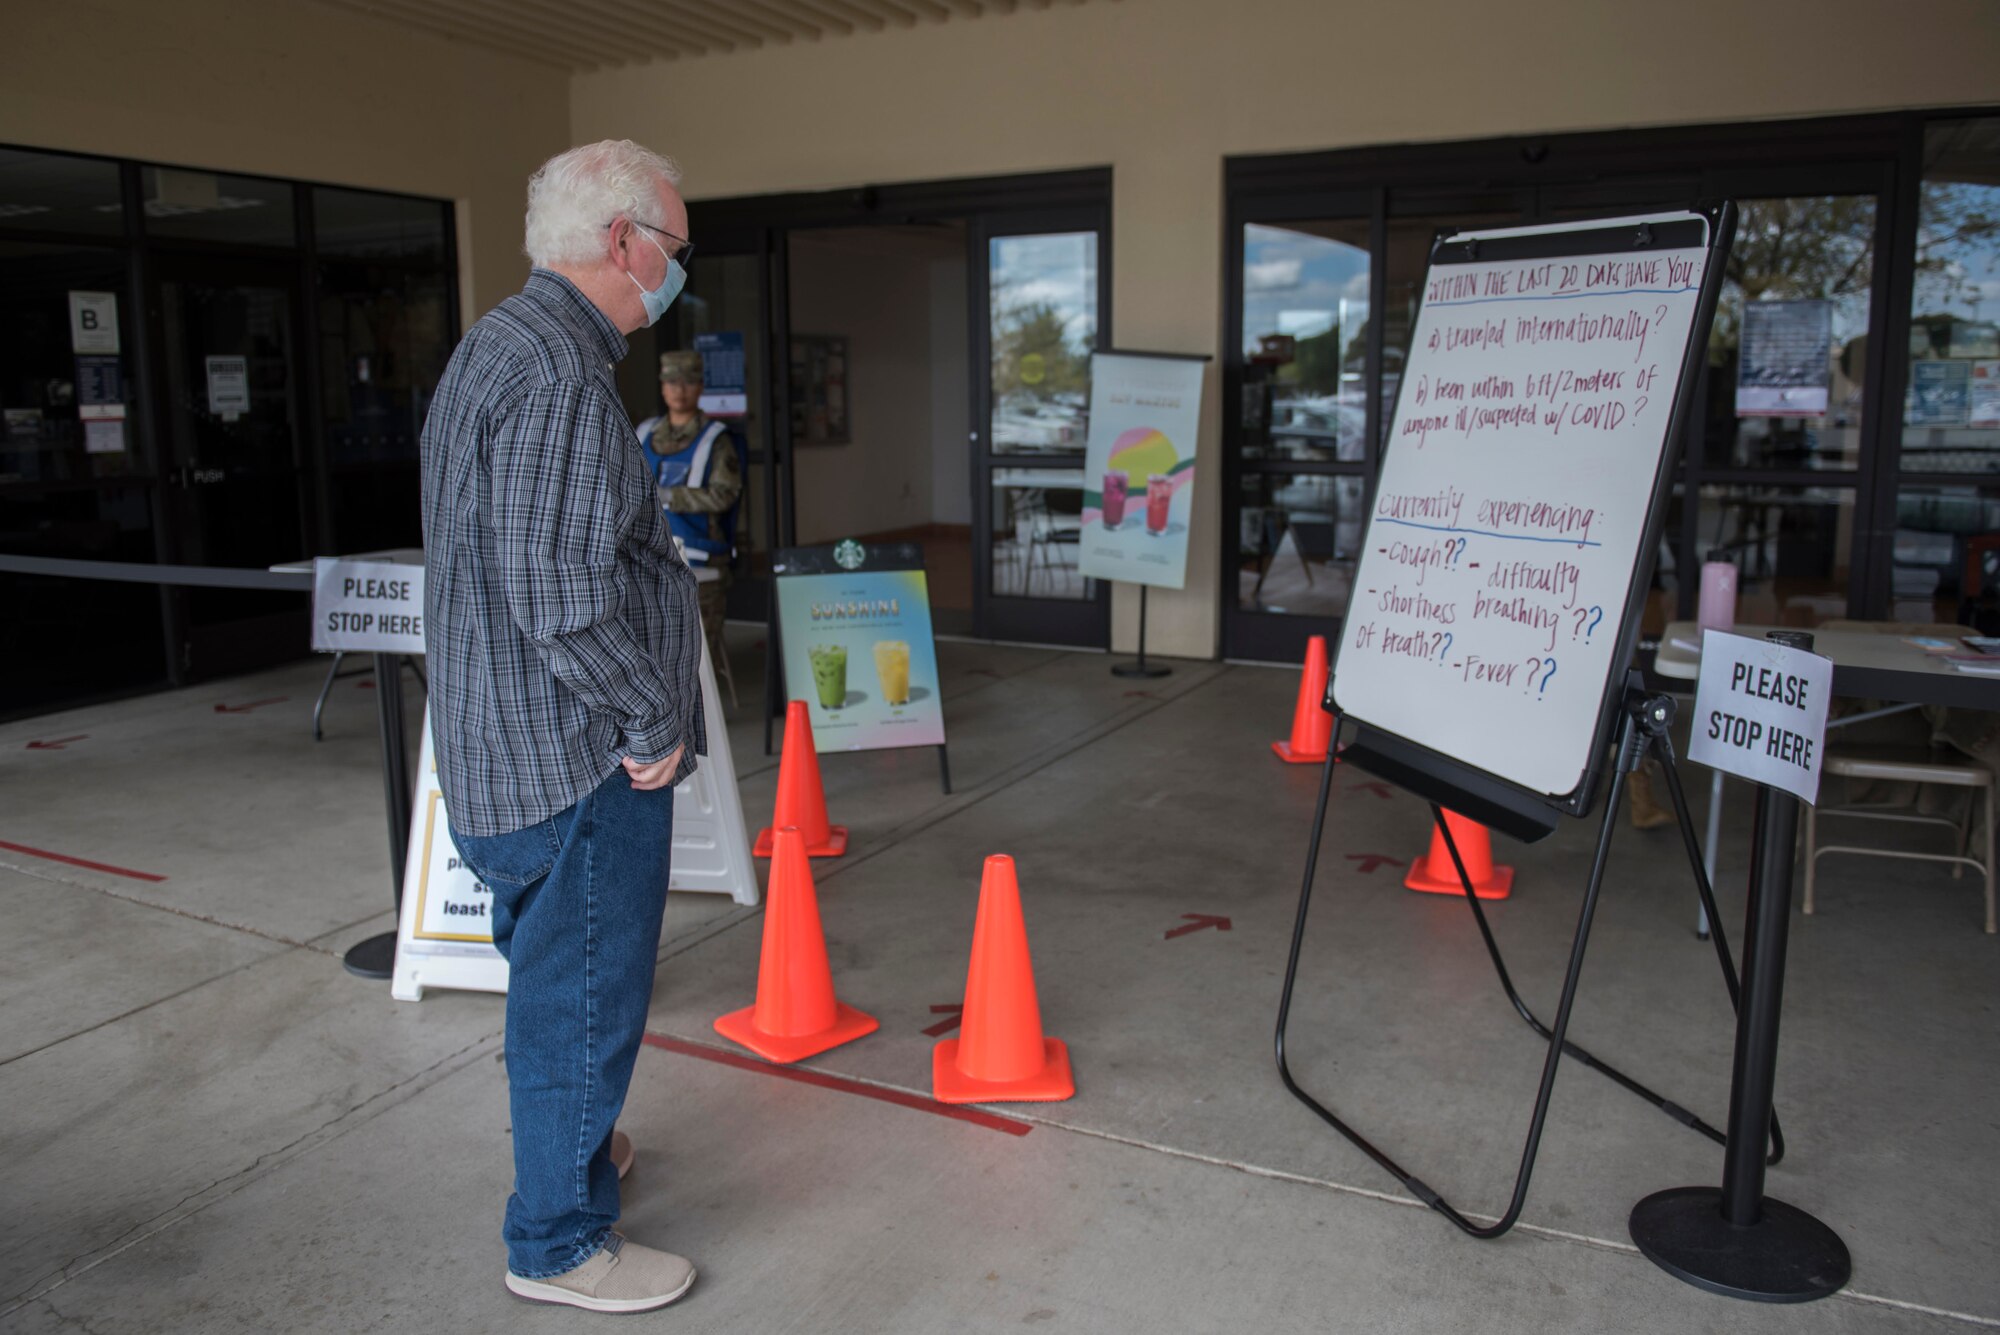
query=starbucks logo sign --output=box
[834,539,866,571]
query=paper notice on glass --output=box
[205,355,250,420]
[68,291,120,354]
[1969,360,2000,428]
[694,331,747,417]
[1736,299,1830,417]
[1686,630,1832,806]
[83,419,125,454]
[1908,360,1971,426]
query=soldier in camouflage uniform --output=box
[636,349,743,644]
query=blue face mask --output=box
[628,226,687,327]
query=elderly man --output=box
[636,349,743,644]
[421,139,702,1314]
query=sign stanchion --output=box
[310,554,430,982]
[1110,585,1170,679]
[345,649,410,980]
[1628,629,1849,1301]
[1075,350,1209,678]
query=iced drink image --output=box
[873,640,911,706]
[1101,469,1129,529]
[809,643,848,709]
[1145,473,1172,535]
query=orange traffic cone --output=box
[754,700,847,857]
[933,855,1074,1104]
[1272,635,1334,764]
[714,826,878,1062]
[1405,809,1515,900]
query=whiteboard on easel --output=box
[391,636,757,1001]
[1330,208,1731,817]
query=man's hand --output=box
[622,745,684,791]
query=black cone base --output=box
[1630,1187,1849,1303]
[342,930,398,980]
[1111,661,1171,678]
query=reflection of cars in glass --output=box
[1270,395,1365,462]
[994,391,1086,452]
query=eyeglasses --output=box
[610,216,694,269]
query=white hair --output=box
[523,139,682,269]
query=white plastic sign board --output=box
[392,636,757,1002]
[1330,211,1713,801]
[312,557,426,654]
[68,291,119,353]
[1077,353,1205,590]
[1686,630,1831,806]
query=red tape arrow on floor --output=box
[921,1004,963,1038]
[24,735,87,750]
[1345,853,1403,874]
[1165,913,1231,940]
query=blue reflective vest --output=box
[635,416,733,565]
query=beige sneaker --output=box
[505,1234,695,1313]
[611,1129,633,1181]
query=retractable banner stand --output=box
[1076,351,1209,677]
[390,635,756,1002]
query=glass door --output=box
[666,237,780,621]
[1224,189,1526,661]
[971,211,1110,646]
[150,252,313,676]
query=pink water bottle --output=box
[1697,551,1737,631]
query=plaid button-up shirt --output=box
[421,269,705,837]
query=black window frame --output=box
[1220,110,1997,663]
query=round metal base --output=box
[1111,661,1171,679]
[342,930,398,980]
[1629,1187,1849,1304]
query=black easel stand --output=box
[1111,585,1171,679]
[1629,638,1849,1303]
[344,651,413,980]
[1274,678,1779,1237]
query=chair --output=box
[1803,745,1996,934]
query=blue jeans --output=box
[450,769,674,1278]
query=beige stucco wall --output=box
[572,0,2000,658]
[1,0,572,322]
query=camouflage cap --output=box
[659,349,704,384]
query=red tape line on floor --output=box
[0,839,167,883]
[642,1033,1032,1137]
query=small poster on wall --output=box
[773,541,945,753]
[1077,352,1207,591]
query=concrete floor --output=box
[1,631,1995,1333]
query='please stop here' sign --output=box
[1686,629,1832,806]
[312,557,427,655]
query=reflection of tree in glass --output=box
[1912,180,1999,351]
[992,299,1090,400]
[1712,198,1874,358]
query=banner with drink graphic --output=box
[772,540,946,753]
[1078,351,1208,591]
